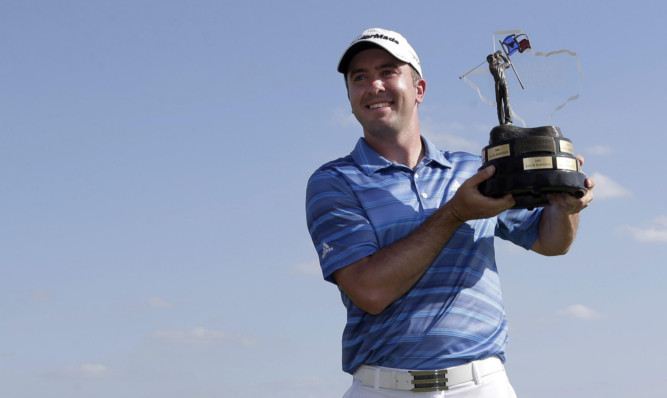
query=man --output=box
[488,50,512,125]
[305,28,594,397]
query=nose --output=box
[370,76,385,93]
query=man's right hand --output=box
[445,165,515,224]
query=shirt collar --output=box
[421,135,452,169]
[350,136,452,175]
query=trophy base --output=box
[479,125,587,209]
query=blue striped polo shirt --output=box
[305,136,542,374]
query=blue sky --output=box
[2,1,666,397]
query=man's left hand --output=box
[547,155,594,214]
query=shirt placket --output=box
[412,167,430,212]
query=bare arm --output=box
[333,166,515,315]
[531,156,595,255]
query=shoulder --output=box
[309,154,355,176]
[444,150,481,162]
[443,151,483,176]
[306,155,363,202]
[307,155,358,186]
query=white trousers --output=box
[343,366,517,398]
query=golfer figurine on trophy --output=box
[463,33,588,209]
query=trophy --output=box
[462,33,587,209]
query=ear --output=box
[415,78,426,104]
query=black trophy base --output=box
[479,125,587,209]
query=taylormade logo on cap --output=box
[356,32,400,45]
[337,28,423,77]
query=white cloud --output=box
[153,327,260,346]
[587,145,613,156]
[653,216,667,227]
[331,106,357,127]
[421,122,485,154]
[288,260,321,276]
[65,363,111,378]
[557,304,603,320]
[623,217,667,243]
[589,172,632,200]
[425,130,482,154]
[147,296,174,308]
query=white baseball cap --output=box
[337,28,422,77]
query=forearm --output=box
[334,204,464,315]
[532,205,580,256]
[334,165,516,314]
[531,172,594,255]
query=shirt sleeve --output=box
[305,167,379,284]
[495,207,542,249]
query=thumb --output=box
[469,165,496,186]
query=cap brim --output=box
[337,42,384,74]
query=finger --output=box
[548,191,591,213]
[497,193,516,208]
[470,165,496,185]
[585,177,595,189]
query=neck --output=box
[364,130,424,169]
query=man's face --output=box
[345,48,424,139]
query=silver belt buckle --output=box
[409,369,449,392]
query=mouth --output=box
[367,101,393,110]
